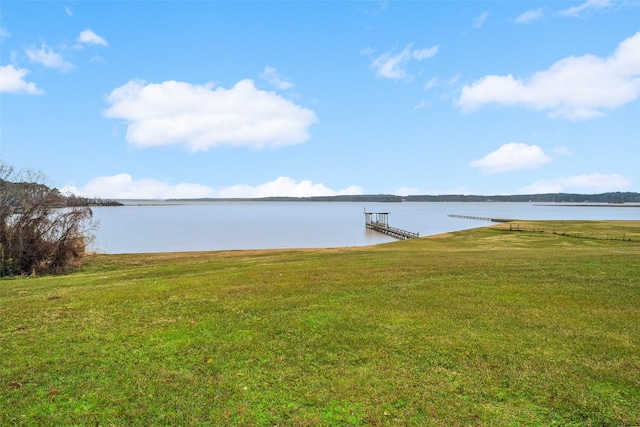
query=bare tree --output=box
[1,163,95,277]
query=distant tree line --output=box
[403,192,640,203]
[0,181,122,208]
[64,194,123,207]
[173,192,640,204]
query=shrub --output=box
[0,163,95,277]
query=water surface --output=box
[91,201,640,254]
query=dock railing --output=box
[365,210,419,240]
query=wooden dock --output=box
[365,211,419,240]
[448,214,513,223]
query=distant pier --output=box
[365,211,419,240]
[448,214,513,223]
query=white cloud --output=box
[458,32,640,120]
[470,143,552,174]
[515,8,545,24]
[371,47,413,80]
[216,176,363,198]
[370,43,439,80]
[394,187,421,196]
[78,29,108,47]
[62,175,363,199]
[104,79,317,151]
[260,66,294,90]
[65,6,73,17]
[520,181,564,194]
[25,44,73,71]
[521,173,632,194]
[474,11,489,29]
[62,174,216,199]
[394,186,473,196]
[560,0,611,17]
[0,65,43,94]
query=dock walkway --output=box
[365,211,419,240]
[448,214,513,223]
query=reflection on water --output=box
[91,202,639,254]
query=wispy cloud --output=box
[0,26,10,40]
[515,8,545,24]
[363,0,389,16]
[370,43,439,81]
[423,77,438,90]
[412,46,439,60]
[560,0,612,17]
[77,29,108,47]
[0,65,43,95]
[458,32,640,120]
[25,44,73,71]
[521,173,632,193]
[62,175,363,199]
[474,11,489,29]
[470,143,552,174]
[413,100,429,110]
[16,29,107,88]
[260,66,294,90]
[551,146,572,156]
[104,79,317,151]
[65,6,73,17]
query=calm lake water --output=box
[90,201,640,254]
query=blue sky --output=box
[1,0,639,198]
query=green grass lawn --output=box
[1,220,639,426]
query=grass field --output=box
[1,220,639,426]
